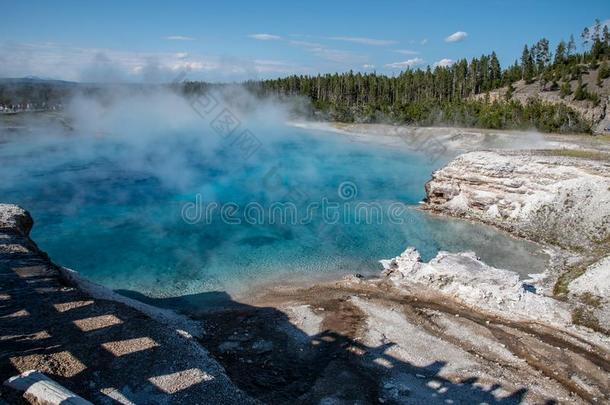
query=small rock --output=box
[218,341,241,353]
[427,380,442,389]
[228,333,250,342]
[251,340,274,354]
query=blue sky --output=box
[0,0,608,82]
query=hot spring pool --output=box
[0,121,548,301]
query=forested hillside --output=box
[241,20,610,133]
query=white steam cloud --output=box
[2,85,311,200]
[385,58,425,69]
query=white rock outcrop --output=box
[424,151,610,250]
[381,247,571,325]
[569,256,610,298]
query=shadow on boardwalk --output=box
[0,224,252,404]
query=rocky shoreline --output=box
[2,131,610,403]
[421,149,610,333]
[422,150,610,252]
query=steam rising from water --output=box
[0,88,550,300]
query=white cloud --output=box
[169,61,210,72]
[248,33,281,41]
[310,47,366,64]
[289,40,325,48]
[385,58,425,69]
[252,59,307,74]
[289,40,367,64]
[362,64,375,69]
[0,42,309,82]
[433,58,455,67]
[164,36,195,41]
[328,36,397,46]
[420,38,429,45]
[445,31,468,43]
[394,49,419,55]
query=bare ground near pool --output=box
[124,278,610,404]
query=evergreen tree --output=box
[554,41,567,65]
[590,19,605,59]
[599,61,610,81]
[521,45,535,83]
[560,81,572,98]
[573,76,586,100]
[581,27,590,51]
[592,19,602,42]
[490,52,502,88]
[567,35,576,57]
[533,38,550,74]
[162,19,610,134]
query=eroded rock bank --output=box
[423,150,610,252]
[422,150,610,333]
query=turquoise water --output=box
[0,121,548,300]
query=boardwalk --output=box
[0,205,254,404]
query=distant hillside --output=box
[0,77,76,85]
[476,66,610,133]
[0,79,167,113]
[0,78,78,112]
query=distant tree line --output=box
[0,81,168,113]
[2,20,609,133]
[0,80,74,112]
[241,19,610,133]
